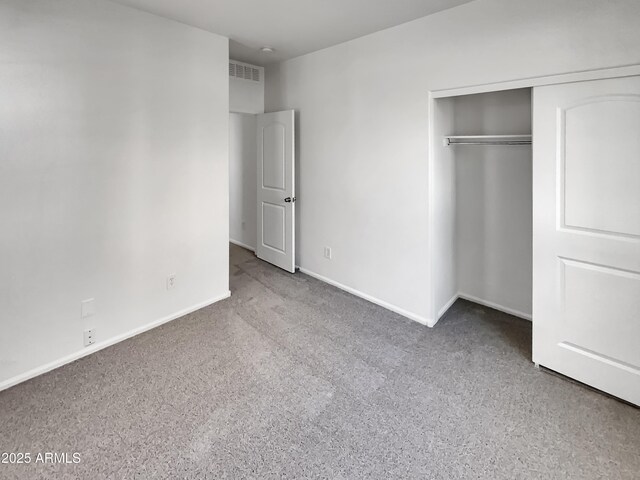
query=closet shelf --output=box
[444,134,532,146]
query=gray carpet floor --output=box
[1,244,639,479]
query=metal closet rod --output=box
[444,134,532,146]
[446,140,532,145]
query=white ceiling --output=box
[110,0,476,66]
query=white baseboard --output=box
[297,267,431,327]
[456,292,532,321]
[437,292,460,320]
[434,292,532,325]
[229,238,256,252]
[0,291,231,393]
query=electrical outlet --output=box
[81,298,95,318]
[324,247,332,260]
[84,329,96,347]
[167,274,176,290]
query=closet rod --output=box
[445,139,532,146]
[444,134,532,146]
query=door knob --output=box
[284,197,296,203]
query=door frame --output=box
[426,63,640,327]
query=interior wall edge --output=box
[0,291,231,393]
[437,293,459,320]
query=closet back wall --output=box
[454,89,532,317]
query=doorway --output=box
[229,112,258,253]
[229,110,296,273]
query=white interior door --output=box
[256,110,295,273]
[533,76,640,405]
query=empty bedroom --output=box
[1,0,639,478]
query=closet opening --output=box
[430,88,533,328]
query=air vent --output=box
[229,61,263,83]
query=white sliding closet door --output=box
[533,76,640,405]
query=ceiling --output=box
[109,0,476,66]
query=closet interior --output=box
[432,88,533,321]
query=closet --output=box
[429,74,640,407]
[432,88,533,321]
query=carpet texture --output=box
[1,244,638,479]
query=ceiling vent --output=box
[229,60,263,83]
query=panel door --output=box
[256,110,295,273]
[533,76,640,405]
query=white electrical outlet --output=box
[84,329,96,347]
[324,247,332,260]
[81,298,95,318]
[167,274,176,290]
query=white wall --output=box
[230,62,264,114]
[228,61,262,248]
[265,0,640,325]
[432,97,457,318]
[453,89,532,318]
[0,0,230,388]
[229,113,258,249]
